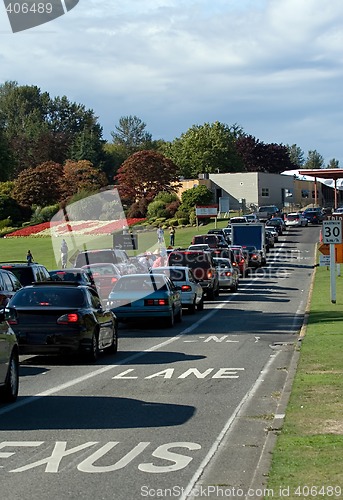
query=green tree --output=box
[115,150,180,205]
[0,81,105,176]
[163,121,244,178]
[181,185,213,209]
[303,150,325,169]
[286,144,305,168]
[110,115,152,155]
[327,158,340,169]
[0,126,13,181]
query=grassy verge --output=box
[0,219,231,269]
[266,263,343,499]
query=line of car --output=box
[1,215,302,405]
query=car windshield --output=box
[9,287,86,307]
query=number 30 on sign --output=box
[323,220,342,244]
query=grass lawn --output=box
[266,263,343,499]
[0,219,231,270]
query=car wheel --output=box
[166,309,175,327]
[107,324,118,354]
[175,306,183,323]
[197,297,204,311]
[87,331,99,362]
[188,301,196,314]
[0,351,19,403]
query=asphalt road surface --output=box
[0,225,319,500]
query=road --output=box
[0,225,319,500]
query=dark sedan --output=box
[49,268,96,289]
[6,282,118,362]
[0,308,19,403]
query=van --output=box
[74,249,137,276]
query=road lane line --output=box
[0,298,233,416]
[179,351,281,500]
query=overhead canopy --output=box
[298,169,343,208]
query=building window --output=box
[312,190,318,198]
[302,189,309,198]
[261,188,269,197]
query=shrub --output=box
[30,204,60,224]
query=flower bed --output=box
[6,218,146,237]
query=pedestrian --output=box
[157,226,164,245]
[26,250,34,265]
[169,226,175,246]
[60,239,69,269]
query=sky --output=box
[1,0,343,167]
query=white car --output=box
[150,266,204,313]
[285,212,308,227]
[213,257,240,292]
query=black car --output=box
[0,262,51,286]
[49,268,96,289]
[6,282,118,362]
[302,209,325,224]
[0,307,19,403]
[0,269,22,306]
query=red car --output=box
[82,263,122,300]
[228,246,248,277]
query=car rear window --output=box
[10,288,86,307]
[75,251,115,266]
[287,215,299,220]
[168,252,212,269]
[2,267,34,286]
[152,268,186,281]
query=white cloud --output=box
[1,0,343,164]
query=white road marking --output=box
[0,297,233,416]
[179,351,281,500]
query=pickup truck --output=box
[256,205,280,222]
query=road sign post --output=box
[322,220,342,304]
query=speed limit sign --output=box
[323,220,342,244]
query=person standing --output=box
[26,250,34,265]
[157,226,164,245]
[61,239,69,269]
[169,226,175,246]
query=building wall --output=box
[177,173,324,211]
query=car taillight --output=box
[240,258,245,264]
[251,254,258,259]
[181,285,192,291]
[224,271,232,277]
[57,313,79,324]
[111,277,118,284]
[232,262,238,267]
[207,271,213,279]
[145,299,168,306]
[7,318,17,325]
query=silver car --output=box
[0,308,19,403]
[151,266,204,313]
[213,257,240,292]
